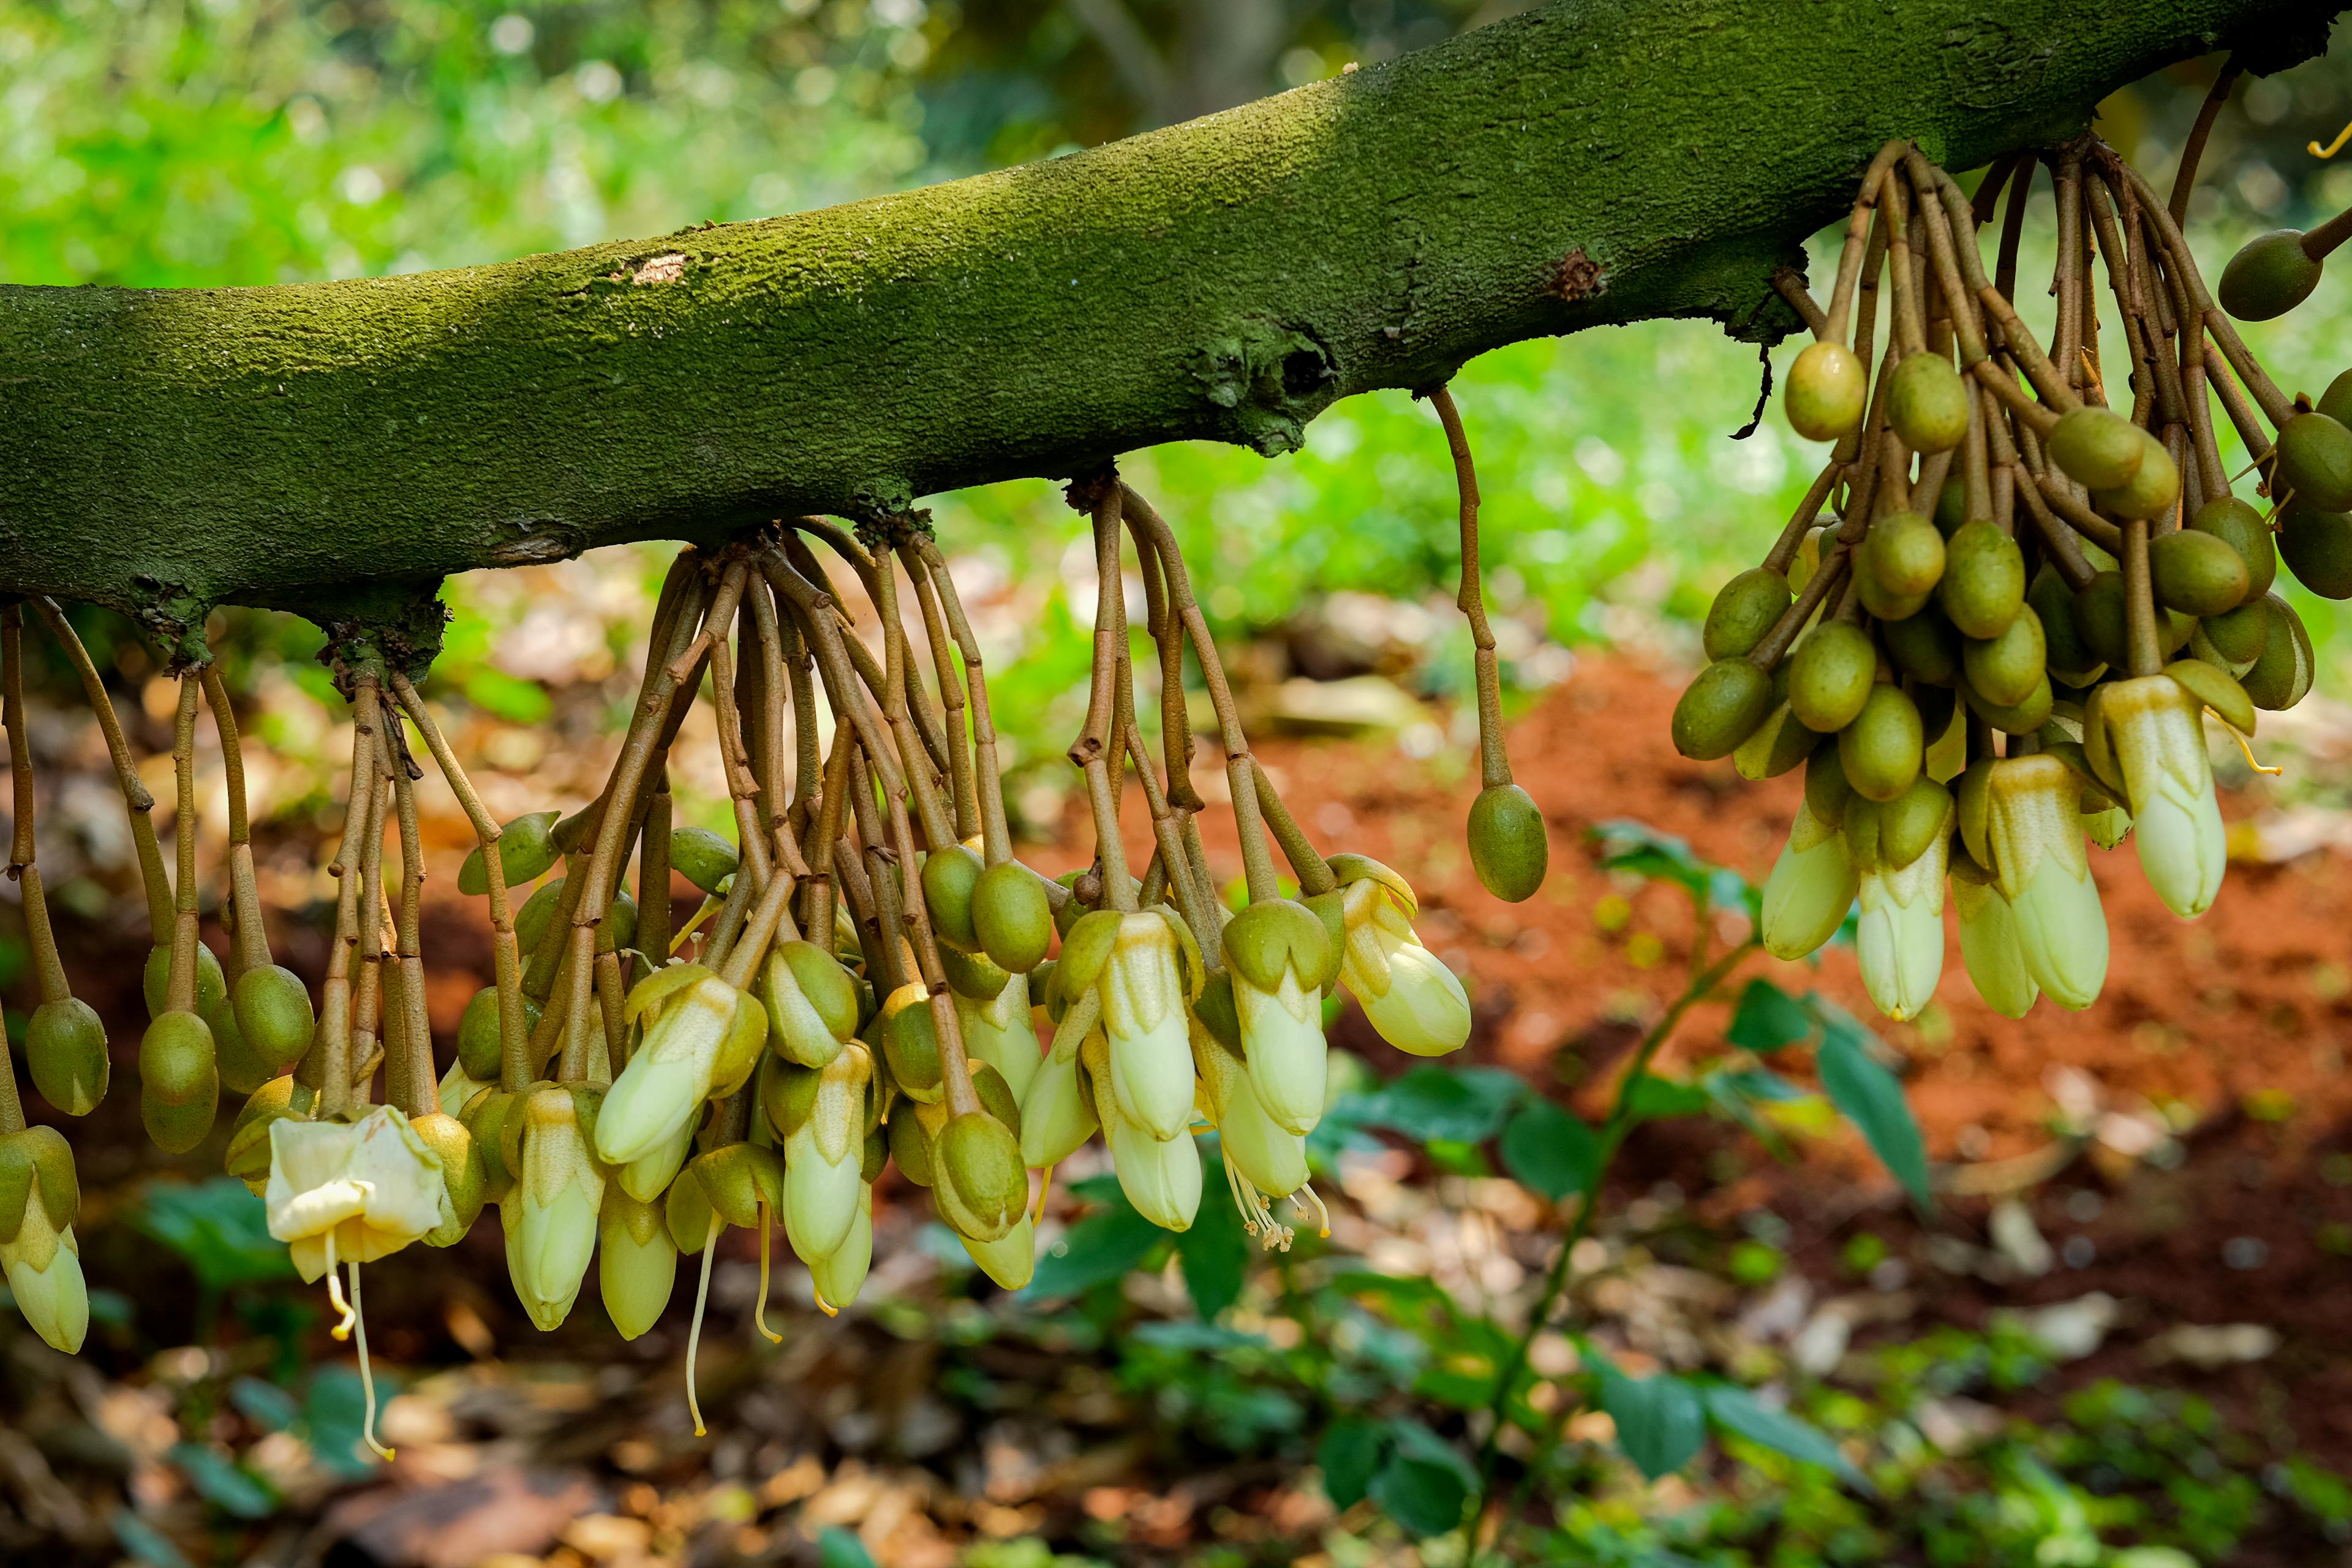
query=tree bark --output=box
[0,0,2333,642]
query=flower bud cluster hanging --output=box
[1674,113,2342,1024]
[0,429,1541,1438]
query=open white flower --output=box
[265,1107,451,1282]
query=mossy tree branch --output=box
[0,0,2334,646]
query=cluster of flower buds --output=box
[5,416,1539,1436]
[1676,126,2331,1023]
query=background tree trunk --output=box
[0,0,2334,641]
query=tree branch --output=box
[0,0,2333,635]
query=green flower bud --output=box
[1887,352,1969,454]
[0,1173,85,1354]
[957,968,1039,1104]
[688,1142,784,1232]
[1856,829,1945,1023]
[878,982,943,1103]
[2188,496,2276,601]
[229,963,314,1079]
[1877,774,1953,873]
[959,1212,1036,1291]
[143,941,226,1023]
[227,1075,315,1186]
[205,990,273,1099]
[1760,802,1856,962]
[457,811,560,897]
[1466,783,1548,902]
[514,877,567,956]
[762,940,859,1069]
[26,997,108,1117]
[598,1185,677,1340]
[2100,675,2225,918]
[1961,667,2054,737]
[2030,565,2105,687]
[972,860,1055,974]
[1864,510,1948,600]
[2242,595,2315,710]
[2195,600,2269,674]
[596,964,752,1166]
[504,1087,605,1330]
[782,1045,870,1261]
[409,1110,486,1247]
[1986,756,2108,1010]
[1950,853,2037,1019]
[921,842,986,954]
[1732,698,1822,783]
[809,1186,873,1314]
[457,985,540,1082]
[2090,432,2179,521]
[668,825,741,895]
[1940,520,2025,641]
[617,1115,697,1204]
[1785,340,1867,441]
[2047,405,2144,492]
[1803,742,1856,831]
[1017,1046,1098,1169]
[1670,658,1774,760]
[1099,912,1200,1141]
[1837,684,1923,804]
[933,1110,1028,1243]
[140,1009,217,1154]
[1962,603,2046,708]
[2149,529,2251,617]
[2278,410,2352,514]
[2218,228,2323,320]
[1702,568,1792,662]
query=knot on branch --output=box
[849,504,936,553]
[1063,466,1121,514]
[311,580,453,698]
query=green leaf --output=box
[1815,1021,1932,1210]
[1023,1198,1165,1300]
[1725,979,1814,1052]
[1703,1383,1868,1488]
[303,1369,385,1481]
[818,1527,880,1568]
[1317,1417,1389,1510]
[166,1444,278,1520]
[1623,1073,1710,1124]
[130,1178,298,1292]
[110,1510,194,1568]
[1368,1427,1473,1539]
[1588,820,1751,915]
[1499,1098,1600,1200]
[1596,1363,1707,1480]
[228,1378,300,1434]
[1352,1066,1526,1144]
[1173,1146,1250,1319]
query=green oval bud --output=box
[597,889,637,956]
[1939,521,2024,641]
[1882,603,1959,686]
[888,1099,937,1186]
[2149,527,2250,617]
[2199,596,2272,669]
[1702,568,1792,662]
[458,985,543,1081]
[2071,571,2130,671]
[1787,620,1878,733]
[2279,499,2352,598]
[2188,496,2276,601]
[26,998,108,1117]
[1803,741,1855,831]
[933,1111,1028,1243]
[970,1060,1023,1137]
[206,993,271,1098]
[458,810,560,897]
[143,941,226,1022]
[1785,340,1866,440]
[411,1110,487,1245]
[2048,405,2144,492]
[1733,703,1821,782]
[1933,476,1967,538]
[1878,775,1953,872]
[878,984,942,1102]
[1962,603,2046,708]
[921,842,986,954]
[2217,228,2323,322]
[939,942,1011,1001]
[2029,565,2101,686]
[224,1074,313,1184]
[2321,368,2352,431]
[1670,658,1774,760]
[514,876,567,956]
[1466,783,1548,903]
[2242,595,2315,710]
[972,861,1054,974]
[1863,511,1947,600]
[2278,410,2352,513]
[139,1011,217,1153]
[1837,684,1924,803]
[1888,352,1970,454]
[2089,432,2179,521]
[667,825,740,896]
[1962,669,2054,736]
[231,963,314,1076]
[598,1186,676,1339]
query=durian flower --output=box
[265,1107,451,1282]
[1223,899,1333,1137]
[1336,877,1469,1057]
[0,1129,86,1355]
[502,1087,605,1331]
[596,964,763,1167]
[1761,802,1858,960]
[1986,755,2109,1010]
[2098,675,2226,918]
[1856,830,1947,1022]
[1951,856,2037,1019]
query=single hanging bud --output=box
[501,1085,606,1331]
[1854,823,1948,1023]
[760,940,860,1069]
[2218,229,2324,321]
[2090,676,2226,919]
[1784,340,1866,440]
[960,1212,1037,1291]
[2275,411,2352,516]
[142,942,226,1023]
[767,1045,871,1264]
[1466,783,1548,901]
[139,1009,218,1154]
[26,997,108,1118]
[595,963,762,1166]
[809,1184,875,1314]
[0,1128,88,1353]
[1950,853,2038,1019]
[921,842,987,954]
[971,859,1055,974]
[1702,568,1792,662]
[1760,801,1857,962]
[1017,1042,1099,1169]
[1061,910,1200,1142]
[1221,900,1331,1138]
[1985,756,2108,1010]
[1887,352,1969,454]
[598,1185,677,1339]
[456,810,561,896]
[1334,875,1469,1057]
[933,1110,1029,1245]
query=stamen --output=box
[2312,120,2352,160]
[685,1212,721,1438]
[1031,1161,1054,1224]
[753,1201,783,1344]
[2227,726,2283,777]
[669,893,723,955]
[1295,1183,1332,1239]
[350,1262,395,1461]
[813,1280,839,1317]
[324,1231,355,1341]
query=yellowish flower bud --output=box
[503,1088,605,1330]
[597,966,753,1166]
[2098,675,2226,918]
[1856,829,1947,1023]
[956,969,1040,1106]
[1986,755,2109,1011]
[1,1200,86,1354]
[1761,802,1857,960]
[1951,856,2037,1019]
[598,1186,676,1340]
[1098,913,1196,1141]
[1337,881,1470,1057]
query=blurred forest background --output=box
[10,4,2352,1567]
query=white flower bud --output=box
[0,1201,86,1355]
[957,969,1039,1105]
[1987,755,2108,1011]
[1761,802,1858,960]
[2100,675,2225,918]
[1098,914,1196,1141]
[1856,829,1946,1022]
[1951,858,2037,1019]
